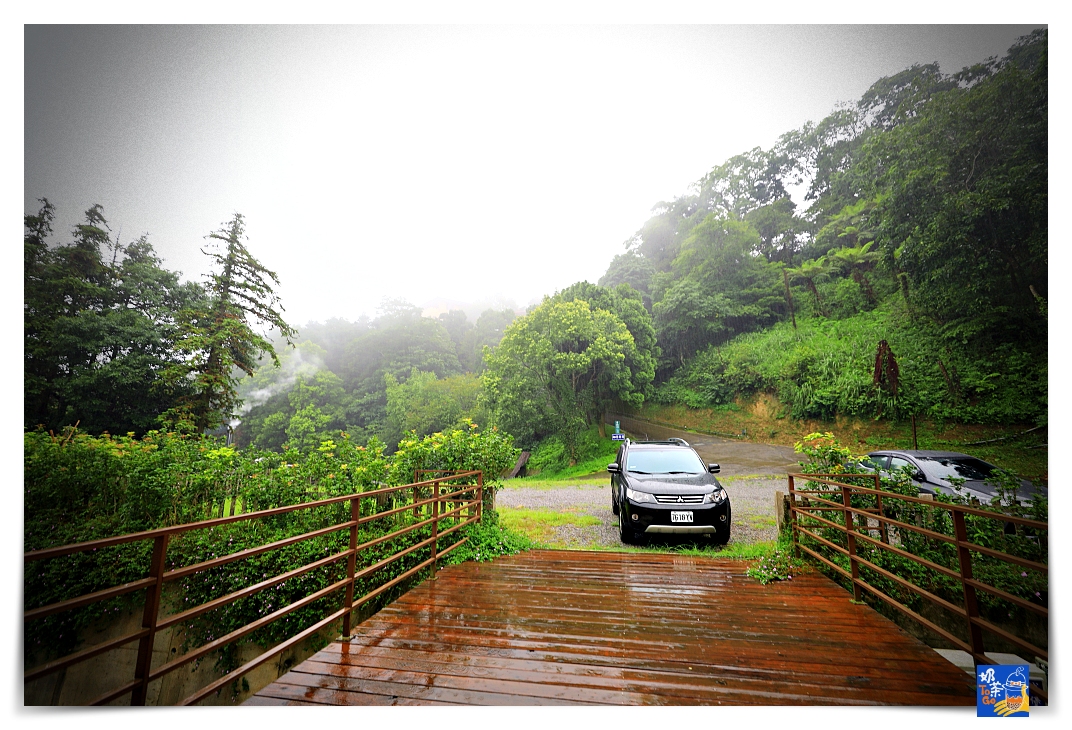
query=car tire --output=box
[619,514,638,544]
[611,489,619,515]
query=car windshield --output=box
[625,449,706,474]
[917,456,996,482]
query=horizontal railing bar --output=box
[794,525,850,560]
[89,678,141,706]
[352,535,471,613]
[793,507,851,536]
[852,553,968,619]
[850,509,958,545]
[181,509,479,706]
[851,530,963,582]
[147,577,350,682]
[795,503,966,582]
[790,475,1048,529]
[795,541,851,580]
[25,628,149,683]
[25,494,360,562]
[24,475,484,563]
[352,534,438,584]
[360,473,482,498]
[349,506,471,585]
[964,578,1048,618]
[163,520,356,582]
[179,604,352,706]
[437,514,478,541]
[355,514,436,553]
[859,582,975,655]
[796,491,960,545]
[957,540,1048,574]
[971,616,1048,662]
[156,549,352,632]
[358,489,475,525]
[353,553,438,611]
[24,577,156,623]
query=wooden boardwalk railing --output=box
[24,471,483,705]
[788,472,1047,703]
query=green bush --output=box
[24,422,523,669]
[527,425,618,476]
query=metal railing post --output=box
[131,534,169,705]
[413,470,421,519]
[341,496,360,638]
[788,474,799,557]
[841,485,862,601]
[431,479,440,579]
[873,473,889,544]
[477,471,484,522]
[953,509,986,660]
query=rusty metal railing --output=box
[788,472,1047,702]
[24,471,483,706]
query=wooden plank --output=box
[251,550,975,706]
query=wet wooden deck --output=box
[248,550,976,706]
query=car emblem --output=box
[677,496,683,503]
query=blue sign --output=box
[611,433,625,441]
[977,664,1030,717]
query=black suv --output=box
[608,438,731,544]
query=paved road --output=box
[607,413,800,476]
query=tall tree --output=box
[483,299,654,454]
[24,201,203,434]
[163,214,296,432]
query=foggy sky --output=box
[24,25,1042,328]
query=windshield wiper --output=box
[665,471,692,474]
[627,469,651,474]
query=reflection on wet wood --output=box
[250,550,975,706]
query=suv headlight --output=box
[625,487,654,504]
[704,488,727,504]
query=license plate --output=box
[670,511,694,523]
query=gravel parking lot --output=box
[496,474,787,549]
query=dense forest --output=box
[25,29,1047,469]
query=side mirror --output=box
[912,470,924,481]
[607,463,620,474]
[708,463,720,474]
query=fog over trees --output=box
[25,29,1047,461]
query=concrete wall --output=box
[24,599,339,706]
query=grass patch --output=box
[595,531,777,560]
[501,477,606,490]
[497,506,601,544]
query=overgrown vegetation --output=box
[787,432,1047,652]
[23,423,521,669]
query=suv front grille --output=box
[654,494,704,504]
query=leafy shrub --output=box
[442,509,539,564]
[24,421,524,668]
[527,425,618,475]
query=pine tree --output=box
[163,214,296,432]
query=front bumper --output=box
[623,500,731,534]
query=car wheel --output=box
[611,489,619,516]
[618,513,637,544]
